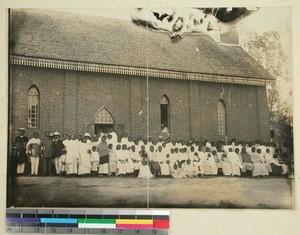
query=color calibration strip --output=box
[6,209,170,234]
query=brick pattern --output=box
[10,65,270,143]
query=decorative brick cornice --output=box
[10,55,268,86]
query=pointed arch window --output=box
[28,86,39,128]
[95,108,114,124]
[160,95,170,133]
[217,100,226,135]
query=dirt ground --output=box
[8,176,293,209]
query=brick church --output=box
[9,9,273,142]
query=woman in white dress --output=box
[65,135,79,175]
[115,144,127,176]
[155,146,170,177]
[77,133,92,176]
[137,145,153,179]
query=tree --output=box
[239,30,291,124]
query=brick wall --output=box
[11,65,64,140]
[10,65,270,144]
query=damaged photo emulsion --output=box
[7,7,293,208]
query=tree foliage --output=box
[240,30,291,124]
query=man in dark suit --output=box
[14,128,29,175]
[52,132,64,175]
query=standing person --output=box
[108,128,118,145]
[155,146,170,177]
[41,131,53,176]
[90,146,100,176]
[14,128,29,175]
[52,132,64,175]
[97,135,110,176]
[65,134,79,176]
[59,149,67,176]
[108,144,117,176]
[78,133,92,176]
[26,132,42,176]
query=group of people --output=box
[11,127,290,178]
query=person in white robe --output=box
[221,154,232,176]
[164,137,173,154]
[188,146,196,160]
[183,159,198,177]
[264,148,288,175]
[155,146,170,176]
[168,148,178,174]
[212,150,222,173]
[130,145,141,176]
[192,152,204,176]
[178,147,189,164]
[207,153,218,175]
[108,144,117,175]
[65,135,79,175]
[59,149,67,176]
[78,134,92,176]
[120,133,130,145]
[202,148,213,175]
[137,146,153,179]
[175,137,182,149]
[115,144,127,176]
[155,136,164,150]
[108,128,118,145]
[148,145,161,177]
[235,148,246,176]
[90,146,100,176]
[227,148,242,176]
[249,147,269,177]
[121,144,134,175]
[62,134,69,146]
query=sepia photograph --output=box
[7,7,294,209]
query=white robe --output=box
[130,150,141,170]
[155,151,170,176]
[138,164,153,178]
[90,152,99,172]
[78,142,91,175]
[183,162,198,177]
[116,149,129,175]
[109,149,117,173]
[65,140,79,175]
[227,152,243,176]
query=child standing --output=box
[90,146,100,176]
[59,149,67,176]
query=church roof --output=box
[10,9,273,80]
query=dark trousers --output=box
[42,157,52,175]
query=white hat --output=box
[53,132,60,136]
[19,127,26,132]
[83,133,91,138]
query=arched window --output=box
[94,107,114,135]
[95,108,114,124]
[217,100,226,135]
[28,86,39,128]
[160,95,170,133]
